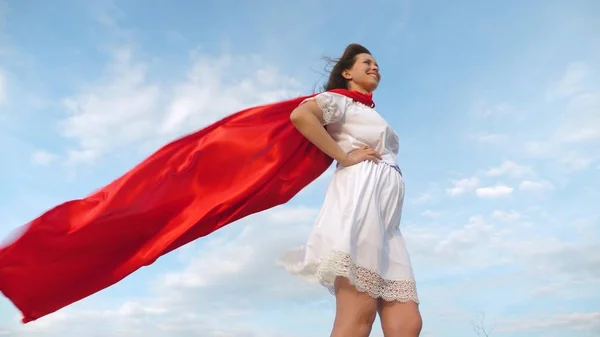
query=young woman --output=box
[0,43,421,335]
[280,44,422,337]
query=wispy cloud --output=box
[468,132,508,144]
[446,177,479,196]
[547,61,592,100]
[518,180,553,192]
[60,47,161,165]
[55,47,302,167]
[491,210,521,221]
[30,150,58,166]
[475,185,514,198]
[486,161,535,178]
[499,311,600,334]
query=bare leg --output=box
[330,276,378,337]
[378,299,422,337]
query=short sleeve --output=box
[301,92,347,125]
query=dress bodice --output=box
[303,92,400,166]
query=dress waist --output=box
[374,153,402,175]
[382,161,402,176]
[336,154,402,176]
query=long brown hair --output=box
[323,44,372,91]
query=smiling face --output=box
[342,53,381,93]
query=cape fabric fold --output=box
[0,89,374,323]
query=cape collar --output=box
[327,89,375,108]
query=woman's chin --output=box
[366,81,379,92]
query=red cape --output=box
[0,89,374,323]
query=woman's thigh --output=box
[331,277,378,337]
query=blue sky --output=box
[1,0,599,336]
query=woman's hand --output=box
[339,145,382,167]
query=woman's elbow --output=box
[290,109,302,125]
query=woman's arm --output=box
[290,100,349,163]
[290,100,381,166]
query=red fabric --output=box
[0,89,374,323]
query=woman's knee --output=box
[333,305,377,337]
[382,310,422,336]
[407,312,423,334]
[379,300,422,337]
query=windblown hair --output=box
[323,43,372,91]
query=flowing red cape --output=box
[0,89,374,323]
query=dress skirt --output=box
[279,160,419,303]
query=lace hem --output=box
[291,250,419,303]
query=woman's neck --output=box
[347,83,370,95]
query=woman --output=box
[280,44,422,337]
[0,44,421,335]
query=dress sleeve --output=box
[301,92,347,125]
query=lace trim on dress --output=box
[315,93,339,124]
[311,250,419,303]
[348,100,372,109]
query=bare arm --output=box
[290,100,381,166]
[290,100,348,163]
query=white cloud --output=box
[472,100,511,118]
[421,210,440,218]
[547,61,591,100]
[158,53,301,138]
[158,206,319,298]
[404,215,514,272]
[491,210,520,221]
[412,191,434,204]
[475,185,513,198]
[543,63,600,172]
[529,278,600,296]
[468,132,507,144]
[407,208,599,280]
[11,300,292,337]
[490,233,600,285]
[61,47,160,165]
[523,140,554,157]
[409,182,441,205]
[59,48,302,166]
[433,216,494,256]
[499,311,600,334]
[446,177,478,196]
[269,205,319,224]
[558,89,600,143]
[560,128,600,143]
[560,154,595,171]
[30,150,58,166]
[486,160,535,177]
[521,62,599,175]
[519,180,553,192]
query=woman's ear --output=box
[342,69,352,80]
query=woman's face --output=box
[343,53,380,93]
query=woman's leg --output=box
[330,276,378,337]
[377,299,422,337]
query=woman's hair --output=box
[323,43,372,91]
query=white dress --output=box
[278,92,419,303]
